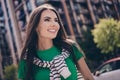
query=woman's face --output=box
[36,9,60,40]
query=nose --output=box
[51,21,57,27]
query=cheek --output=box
[58,25,61,32]
[57,24,60,30]
[38,27,47,35]
[37,22,46,31]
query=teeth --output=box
[48,29,56,32]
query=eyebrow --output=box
[43,16,58,19]
[44,16,51,19]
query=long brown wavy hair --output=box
[20,3,78,80]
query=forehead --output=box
[41,9,57,18]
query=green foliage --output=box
[92,18,120,54]
[4,64,18,80]
[76,27,103,70]
[76,27,102,60]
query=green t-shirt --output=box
[18,45,83,80]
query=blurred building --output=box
[0,0,120,79]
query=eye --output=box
[44,18,50,21]
[55,19,59,22]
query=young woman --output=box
[18,4,94,80]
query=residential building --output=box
[0,0,120,79]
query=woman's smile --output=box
[47,29,58,33]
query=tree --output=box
[76,27,103,71]
[92,18,120,57]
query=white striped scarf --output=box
[33,49,84,80]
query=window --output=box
[99,63,112,73]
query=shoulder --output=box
[62,39,76,51]
[64,39,76,48]
[65,39,79,50]
[65,39,85,57]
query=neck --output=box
[38,38,53,50]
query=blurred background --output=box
[0,0,120,80]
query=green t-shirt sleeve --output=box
[72,44,83,61]
[18,59,26,80]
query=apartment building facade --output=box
[0,0,120,79]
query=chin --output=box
[50,35,57,39]
[45,34,58,39]
[52,36,57,39]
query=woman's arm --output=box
[78,57,94,80]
